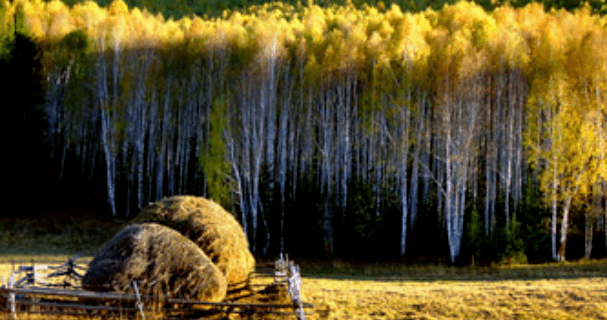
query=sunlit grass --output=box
[301,260,607,320]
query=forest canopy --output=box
[1,0,606,263]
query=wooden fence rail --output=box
[1,254,312,320]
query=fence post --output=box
[8,271,16,319]
[133,280,146,320]
[287,264,306,320]
[274,253,288,284]
[31,259,35,287]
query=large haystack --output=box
[132,196,255,289]
[82,223,227,302]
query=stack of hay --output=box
[82,196,255,302]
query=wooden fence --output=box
[1,253,313,319]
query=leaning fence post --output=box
[287,264,306,320]
[133,280,146,319]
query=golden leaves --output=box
[108,0,128,17]
[4,0,606,104]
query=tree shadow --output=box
[299,259,607,282]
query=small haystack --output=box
[82,223,227,302]
[132,196,255,289]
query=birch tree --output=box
[96,39,118,218]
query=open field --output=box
[1,257,606,320]
[301,260,607,320]
[0,215,123,258]
[304,276,607,320]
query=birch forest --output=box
[2,0,606,263]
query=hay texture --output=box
[82,223,227,302]
[133,196,255,289]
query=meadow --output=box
[301,260,607,319]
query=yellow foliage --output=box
[47,1,72,34]
[303,4,327,45]
[2,0,603,86]
[108,0,128,16]
[71,1,107,35]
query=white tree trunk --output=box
[551,128,559,261]
[97,42,117,218]
[277,70,293,254]
[399,103,410,256]
[320,86,335,256]
[558,194,574,261]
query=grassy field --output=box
[1,216,606,319]
[300,260,607,320]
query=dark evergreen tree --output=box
[1,32,49,216]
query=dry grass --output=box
[82,223,227,302]
[304,277,607,320]
[301,259,607,320]
[132,196,255,289]
[0,215,122,257]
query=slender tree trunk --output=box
[122,119,131,218]
[342,71,356,234]
[277,69,293,254]
[156,75,172,200]
[512,72,526,216]
[485,82,496,237]
[133,52,151,213]
[262,65,276,255]
[97,44,117,218]
[263,47,278,256]
[504,101,514,230]
[551,168,558,261]
[399,100,410,256]
[445,113,456,262]
[320,86,335,257]
[441,78,460,263]
[374,110,386,218]
[558,193,575,261]
[585,210,594,260]
[240,71,255,251]
[550,112,559,261]
[409,91,425,230]
[147,88,158,204]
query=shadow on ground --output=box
[297,258,607,282]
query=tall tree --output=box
[2,31,47,214]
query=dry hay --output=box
[82,223,227,302]
[132,196,255,290]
